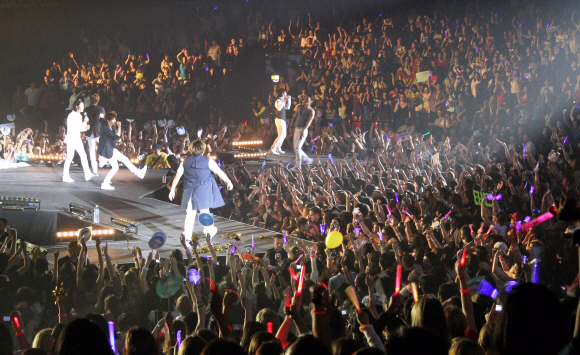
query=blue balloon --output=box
[149,232,166,249]
[198,213,214,227]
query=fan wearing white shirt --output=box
[63,98,95,183]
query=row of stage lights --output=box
[56,229,114,238]
[233,152,268,159]
[29,155,65,160]
[232,141,263,146]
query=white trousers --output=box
[63,139,91,178]
[100,149,139,185]
[184,199,211,239]
[271,118,287,152]
[88,134,99,173]
[293,127,308,166]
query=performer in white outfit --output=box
[97,112,147,190]
[270,88,291,155]
[63,98,95,183]
[290,95,315,169]
[169,141,233,241]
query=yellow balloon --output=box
[325,231,344,249]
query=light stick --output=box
[444,210,452,219]
[176,330,182,350]
[108,321,117,354]
[328,154,334,165]
[530,186,534,194]
[232,241,236,255]
[297,267,306,295]
[345,286,361,313]
[460,248,467,266]
[521,211,554,232]
[283,231,287,244]
[402,210,411,217]
[564,136,569,144]
[378,231,383,241]
[394,265,402,296]
[288,268,298,281]
[267,322,273,333]
[386,205,391,215]
[411,282,419,303]
[252,235,255,250]
[395,193,399,203]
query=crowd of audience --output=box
[2,0,580,354]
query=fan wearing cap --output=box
[145,143,170,169]
[169,141,233,241]
[97,112,147,190]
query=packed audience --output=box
[2,0,580,354]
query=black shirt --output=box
[266,248,288,267]
[84,104,105,137]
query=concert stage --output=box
[0,151,329,264]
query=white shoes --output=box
[203,225,218,238]
[270,149,281,155]
[136,166,147,179]
[305,157,313,165]
[63,176,74,183]
[85,174,97,181]
[278,149,286,154]
[101,183,115,190]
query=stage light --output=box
[0,196,41,210]
[232,140,263,146]
[56,229,114,239]
[110,215,139,234]
[233,152,267,159]
[29,154,65,162]
[130,159,140,164]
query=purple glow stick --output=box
[232,241,236,254]
[354,227,361,234]
[329,123,333,127]
[487,194,494,200]
[252,235,255,250]
[444,210,452,219]
[218,159,222,167]
[378,231,383,241]
[108,321,116,354]
[530,186,534,194]
[287,162,291,168]
[564,136,569,144]
[283,231,287,244]
[524,216,531,223]
[311,145,315,152]
[395,193,399,203]
[328,154,334,165]
[402,210,411,217]
[516,221,522,232]
[177,330,182,350]
[320,224,326,234]
[495,194,503,200]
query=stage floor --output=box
[0,151,325,264]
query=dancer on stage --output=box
[270,88,291,155]
[63,98,94,183]
[169,141,233,241]
[84,93,105,174]
[291,95,314,169]
[97,112,147,190]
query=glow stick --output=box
[411,282,419,303]
[402,210,411,217]
[285,288,292,308]
[460,248,467,266]
[328,154,334,165]
[530,186,534,194]
[283,231,287,244]
[487,194,494,200]
[522,144,526,156]
[386,205,391,215]
[297,267,306,295]
[469,225,474,234]
[516,221,522,232]
[288,268,298,281]
[564,136,569,144]
[477,279,497,299]
[521,212,554,232]
[311,145,315,152]
[345,286,361,313]
[267,322,273,333]
[108,321,116,354]
[423,132,430,136]
[295,254,304,264]
[176,330,182,350]
[378,231,383,241]
[286,162,291,168]
[232,241,236,255]
[395,193,399,203]
[444,210,452,219]
[394,265,402,296]
[495,194,503,200]
[320,224,326,234]
[252,235,255,249]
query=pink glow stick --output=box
[521,212,554,232]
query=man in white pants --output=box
[97,112,147,190]
[169,141,233,242]
[63,98,95,183]
[84,93,105,174]
[270,88,291,155]
[291,95,315,169]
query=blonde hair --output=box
[188,141,206,156]
[32,328,53,352]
